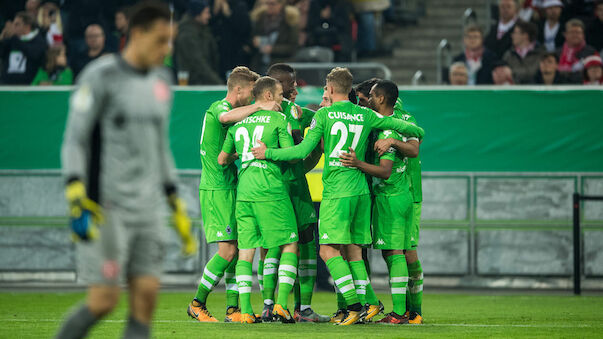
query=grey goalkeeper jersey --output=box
[61,55,178,219]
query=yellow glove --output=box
[65,180,104,241]
[168,194,197,256]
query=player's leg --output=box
[318,197,364,326]
[261,247,281,309]
[234,200,262,323]
[348,194,382,321]
[377,250,409,325]
[127,276,159,338]
[224,250,241,322]
[406,202,423,324]
[256,198,299,323]
[55,209,124,339]
[191,189,238,322]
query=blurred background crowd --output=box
[0,0,601,86]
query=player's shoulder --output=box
[151,66,175,85]
[76,54,120,84]
[208,99,230,114]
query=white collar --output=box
[498,16,518,33]
[20,29,39,41]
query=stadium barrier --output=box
[1,86,602,289]
[573,193,603,295]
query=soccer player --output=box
[188,66,283,323]
[218,76,299,324]
[339,80,419,324]
[251,67,424,325]
[257,63,328,323]
[374,92,424,325]
[355,78,379,108]
[55,3,195,338]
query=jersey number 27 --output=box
[329,122,363,158]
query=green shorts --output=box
[372,193,412,250]
[236,199,299,250]
[199,189,237,243]
[286,177,317,232]
[318,194,371,245]
[409,202,422,249]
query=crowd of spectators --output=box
[0,0,396,86]
[449,0,603,86]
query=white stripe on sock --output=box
[356,289,366,295]
[299,259,315,265]
[257,274,263,280]
[236,275,253,283]
[338,284,354,294]
[200,277,213,290]
[279,276,295,286]
[224,273,235,280]
[265,258,280,264]
[354,280,368,286]
[226,283,238,291]
[299,269,317,277]
[264,299,274,305]
[263,268,277,275]
[203,268,219,281]
[391,287,407,294]
[238,286,252,294]
[278,264,297,274]
[334,274,353,286]
[410,285,423,293]
[390,277,409,283]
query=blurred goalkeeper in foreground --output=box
[56,2,196,338]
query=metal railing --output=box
[288,62,392,86]
[436,39,452,85]
[411,70,425,86]
[572,193,603,295]
[463,8,477,29]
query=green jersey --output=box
[265,100,424,199]
[280,100,317,181]
[199,99,238,190]
[372,111,410,196]
[394,106,422,203]
[222,110,294,201]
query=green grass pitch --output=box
[1,291,602,338]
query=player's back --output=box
[200,99,237,190]
[224,110,294,201]
[317,101,380,199]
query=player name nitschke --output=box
[238,115,271,125]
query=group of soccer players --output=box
[189,63,426,326]
[55,3,425,338]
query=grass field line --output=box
[0,319,595,328]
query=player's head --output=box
[126,1,171,68]
[267,63,297,102]
[355,78,379,107]
[227,66,260,107]
[348,88,358,104]
[325,67,353,98]
[369,80,398,112]
[252,76,283,105]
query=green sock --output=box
[326,256,360,307]
[194,253,230,303]
[298,240,317,310]
[276,252,298,309]
[235,259,254,315]
[225,255,238,308]
[293,280,301,310]
[336,287,346,310]
[262,248,281,304]
[385,254,408,315]
[407,260,423,315]
[349,260,379,306]
[258,259,264,294]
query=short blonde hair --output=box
[326,67,353,95]
[227,66,260,90]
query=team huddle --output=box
[55,4,425,338]
[190,64,426,326]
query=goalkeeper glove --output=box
[168,193,197,256]
[65,180,104,241]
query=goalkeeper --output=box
[55,3,195,339]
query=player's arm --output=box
[303,143,323,173]
[374,138,419,157]
[340,147,393,180]
[218,129,236,165]
[368,110,425,139]
[218,100,281,124]
[252,111,324,161]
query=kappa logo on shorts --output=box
[321,233,329,240]
[377,239,385,245]
[290,232,296,239]
[217,231,224,237]
[310,211,316,218]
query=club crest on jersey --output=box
[310,118,317,130]
[154,80,170,102]
[226,225,232,235]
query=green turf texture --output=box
[1,291,602,338]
